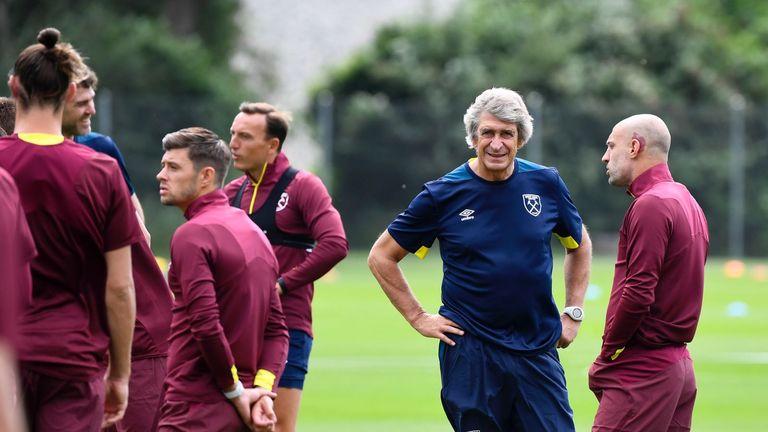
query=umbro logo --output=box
[459,209,475,221]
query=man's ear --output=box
[269,137,280,154]
[65,82,76,102]
[199,166,216,187]
[8,75,19,97]
[629,138,642,158]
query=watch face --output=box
[571,308,583,319]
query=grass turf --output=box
[299,252,767,431]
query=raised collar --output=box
[246,152,291,186]
[627,163,673,198]
[184,189,229,220]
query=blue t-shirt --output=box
[388,158,583,353]
[74,132,135,194]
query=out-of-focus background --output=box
[2,0,766,430]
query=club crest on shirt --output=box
[276,192,289,211]
[522,194,542,217]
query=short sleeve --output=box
[78,155,142,252]
[552,173,583,249]
[387,187,439,257]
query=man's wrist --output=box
[563,306,584,321]
[223,380,244,399]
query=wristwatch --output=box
[563,306,584,321]
[223,380,244,399]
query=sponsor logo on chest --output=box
[459,209,475,221]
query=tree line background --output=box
[3,0,768,256]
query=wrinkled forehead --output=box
[478,112,517,131]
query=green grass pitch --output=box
[299,252,767,431]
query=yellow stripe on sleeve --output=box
[253,369,276,389]
[230,365,239,383]
[414,246,430,259]
[555,234,579,250]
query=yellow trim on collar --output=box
[248,162,269,214]
[18,133,65,146]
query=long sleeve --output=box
[172,226,237,389]
[600,197,670,359]
[256,285,289,390]
[280,175,348,289]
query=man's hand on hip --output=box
[410,312,464,346]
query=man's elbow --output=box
[106,277,135,302]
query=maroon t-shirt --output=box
[0,134,142,380]
[131,238,172,359]
[224,153,348,336]
[0,168,36,348]
[73,138,172,359]
[164,190,288,402]
[598,163,709,370]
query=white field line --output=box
[700,352,768,364]
[311,356,438,369]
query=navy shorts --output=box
[438,332,574,432]
[277,329,313,390]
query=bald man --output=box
[589,114,709,431]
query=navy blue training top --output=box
[75,132,135,194]
[388,158,583,353]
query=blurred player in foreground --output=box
[1,27,139,430]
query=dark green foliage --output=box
[0,0,258,254]
[312,0,768,255]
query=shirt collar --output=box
[245,152,291,185]
[184,189,229,220]
[627,163,674,198]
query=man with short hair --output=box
[590,114,709,431]
[62,66,172,432]
[62,67,146,224]
[226,102,348,432]
[368,87,592,431]
[157,127,289,431]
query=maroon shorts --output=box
[158,397,247,431]
[21,368,105,432]
[589,351,697,431]
[104,356,167,432]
